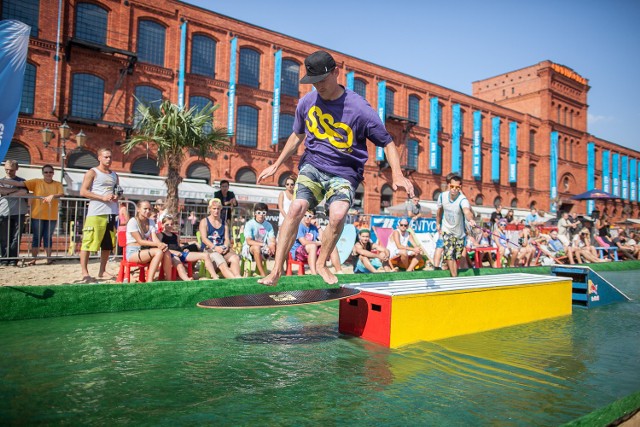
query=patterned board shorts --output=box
[442,232,465,261]
[294,163,354,210]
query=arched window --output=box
[67,150,98,169]
[408,95,420,124]
[238,47,260,88]
[191,34,216,78]
[406,139,419,170]
[354,183,365,209]
[385,88,395,116]
[432,189,441,201]
[71,73,104,120]
[530,200,537,209]
[20,63,36,115]
[236,168,256,184]
[353,78,367,98]
[4,141,31,164]
[475,194,484,206]
[278,113,295,143]
[510,198,518,208]
[237,105,258,147]
[187,162,211,184]
[493,196,502,208]
[189,95,214,134]
[137,20,165,66]
[75,2,108,45]
[529,163,536,188]
[281,59,299,98]
[380,184,393,212]
[131,157,160,176]
[2,0,39,37]
[134,85,162,126]
[529,130,536,154]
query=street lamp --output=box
[40,121,87,183]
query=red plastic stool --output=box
[286,252,306,276]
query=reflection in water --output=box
[0,272,638,425]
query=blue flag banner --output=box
[177,21,187,108]
[621,155,629,200]
[630,158,637,202]
[550,131,558,213]
[508,121,517,183]
[602,150,610,193]
[271,49,282,146]
[0,20,30,163]
[376,81,386,161]
[612,153,620,197]
[429,97,441,174]
[472,111,482,180]
[587,142,595,214]
[491,117,501,183]
[227,37,238,135]
[346,71,354,91]
[451,104,461,174]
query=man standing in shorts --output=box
[435,174,476,277]
[257,50,414,286]
[79,148,120,282]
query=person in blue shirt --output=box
[290,209,342,276]
[242,203,276,277]
[524,207,543,226]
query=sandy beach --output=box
[0,258,121,286]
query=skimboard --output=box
[197,287,360,309]
[336,224,357,264]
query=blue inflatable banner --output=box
[177,20,187,108]
[491,117,501,183]
[631,158,637,202]
[376,81,386,161]
[346,71,354,91]
[451,104,461,174]
[271,49,282,146]
[612,153,620,197]
[621,155,628,200]
[472,111,482,179]
[370,215,437,238]
[602,150,610,193]
[0,20,31,163]
[509,121,517,183]
[429,97,441,174]
[587,142,595,214]
[227,37,237,135]
[550,131,558,213]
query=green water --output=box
[1,272,639,426]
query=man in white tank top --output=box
[435,174,476,277]
[79,148,120,282]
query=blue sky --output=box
[188,0,640,152]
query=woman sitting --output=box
[159,215,223,280]
[572,228,610,263]
[126,200,172,282]
[353,228,395,273]
[199,198,241,278]
[386,219,424,271]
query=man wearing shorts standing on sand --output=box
[435,174,476,277]
[257,50,414,286]
[79,148,120,282]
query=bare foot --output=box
[317,266,338,285]
[258,271,281,286]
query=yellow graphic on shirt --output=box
[305,106,353,151]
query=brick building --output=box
[3,0,640,219]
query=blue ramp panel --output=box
[551,266,631,308]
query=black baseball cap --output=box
[300,50,336,84]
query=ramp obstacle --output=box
[550,265,630,308]
[339,273,573,348]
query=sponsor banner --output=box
[429,97,441,173]
[630,158,637,202]
[509,121,517,183]
[587,142,595,214]
[472,111,482,179]
[177,20,187,108]
[227,37,238,135]
[612,153,620,197]
[602,150,610,193]
[346,71,354,90]
[0,20,31,163]
[270,49,282,145]
[376,80,386,161]
[621,155,628,200]
[550,131,558,213]
[491,117,501,183]
[451,104,461,173]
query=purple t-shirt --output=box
[293,87,392,188]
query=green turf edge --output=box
[1,261,639,321]
[562,389,640,427]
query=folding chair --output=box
[116,230,147,283]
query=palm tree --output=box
[123,100,230,216]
